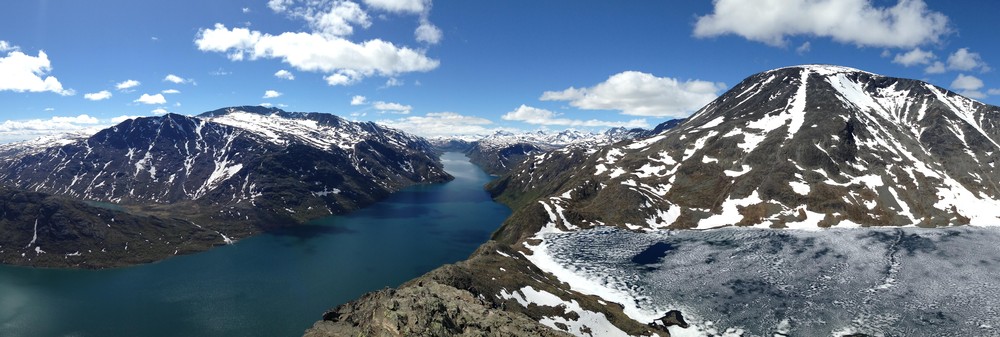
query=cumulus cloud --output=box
[116,79,140,91]
[502,105,648,128]
[0,41,17,52]
[350,95,367,105]
[163,74,190,84]
[204,0,440,85]
[263,90,283,98]
[694,0,950,48]
[274,69,295,80]
[925,61,946,74]
[540,71,726,118]
[373,101,412,114]
[947,48,990,72]
[951,74,986,99]
[363,0,427,14]
[892,48,935,67]
[0,115,101,143]
[84,90,113,101]
[379,112,496,137]
[134,93,167,105]
[111,115,143,124]
[151,108,170,114]
[415,20,442,44]
[195,23,438,85]
[270,0,372,37]
[0,46,74,96]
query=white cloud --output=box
[540,71,726,118]
[0,41,17,52]
[0,115,102,143]
[84,90,113,101]
[44,108,54,111]
[892,48,935,66]
[795,41,811,55]
[151,108,169,114]
[274,69,295,80]
[415,20,442,44]
[116,79,140,91]
[111,115,143,124]
[350,95,367,105]
[263,90,283,98]
[260,102,273,107]
[382,77,403,88]
[134,93,167,105]
[363,0,427,14]
[947,48,990,72]
[161,89,181,94]
[925,61,946,74]
[378,112,497,137]
[373,100,412,114]
[242,7,251,13]
[951,74,986,99]
[989,88,1000,96]
[269,0,371,38]
[501,105,648,128]
[163,74,189,84]
[195,23,439,85]
[0,48,74,96]
[694,0,950,48]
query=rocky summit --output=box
[0,106,451,268]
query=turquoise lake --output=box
[0,152,511,337]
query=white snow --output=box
[500,286,633,337]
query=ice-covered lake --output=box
[543,227,1000,337]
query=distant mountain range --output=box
[429,123,682,175]
[0,106,450,268]
[311,65,1000,336]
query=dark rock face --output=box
[0,106,452,267]
[490,65,1000,231]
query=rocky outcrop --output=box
[305,279,573,337]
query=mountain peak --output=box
[198,105,286,118]
[771,64,878,76]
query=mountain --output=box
[490,64,1000,229]
[0,106,451,267]
[456,127,672,175]
[310,65,1000,337]
[0,186,224,268]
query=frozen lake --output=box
[544,227,1000,336]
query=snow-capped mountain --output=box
[0,106,451,267]
[315,65,1000,337]
[493,64,1000,231]
[449,126,666,175]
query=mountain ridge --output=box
[0,106,451,268]
[310,65,1000,337]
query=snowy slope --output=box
[0,107,450,215]
[476,64,1000,337]
[494,64,1000,230]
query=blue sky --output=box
[0,0,997,141]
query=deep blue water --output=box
[0,152,510,337]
